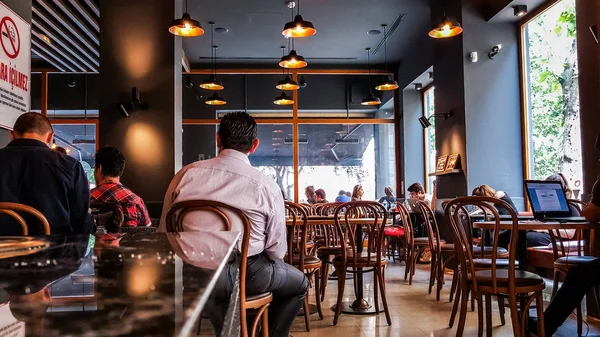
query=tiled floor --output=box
[289,261,600,337]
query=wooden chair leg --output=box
[497,296,506,326]
[377,265,392,326]
[404,247,411,281]
[409,248,417,285]
[535,292,546,337]
[471,289,476,312]
[196,317,202,335]
[261,306,269,337]
[577,303,583,336]
[303,296,310,331]
[477,291,484,337]
[320,261,329,302]
[508,293,522,337]
[373,267,380,314]
[428,254,437,295]
[333,265,346,326]
[485,293,492,337]
[449,267,459,302]
[314,268,323,319]
[552,269,561,299]
[456,282,469,337]
[449,274,461,328]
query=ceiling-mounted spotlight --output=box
[513,5,528,17]
[66,76,76,88]
[429,16,463,39]
[415,83,423,90]
[205,92,226,105]
[169,0,204,37]
[184,76,194,89]
[299,76,307,88]
[375,24,399,91]
[282,0,316,38]
[279,49,307,68]
[276,75,300,90]
[274,92,294,105]
[418,116,432,128]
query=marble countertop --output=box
[0,231,241,337]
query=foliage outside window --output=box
[424,86,436,192]
[524,0,582,196]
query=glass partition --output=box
[52,123,97,186]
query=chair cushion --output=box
[246,292,273,302]
[384,227,405,237]
[292,255,322,266]
[472,246,509,257]
[470,258,519,268]
[554,255,598,266]
[441,243,455,251]
[545,240,584,252]
[469,269,544,288]
[317,246,345,255]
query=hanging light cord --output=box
[210,22,216,77]
[367,48,373,94]
[382,24,388,74]
[185,0,188,13]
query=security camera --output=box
[488,44,502,59]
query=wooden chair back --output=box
[165,200,252,336]
[333,201,387,268]
[91,201,125,233]
[396,203,414,252]
[284,202,309,269]
[0,202,51,235]
[445,196,519,295]
[546,199,588,258]
[417,200,441,253]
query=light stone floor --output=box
[288,261,600,337]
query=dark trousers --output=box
[544,258,600,334]
[205,252,308,337]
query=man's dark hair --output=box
[95,147,126,177]
[13,112,53,135]
[407,182,425,194]
[338,190,346,196]
[316,189,326,199]
[218,112,257,153]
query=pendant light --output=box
[361,48,381,106]
[274,92,294,105]
[169,0,204,37]
[200,23,224,90]
[279,37,307,68]
[429,1,463,39]
[276,46,300,90]
[282,0,316,38]
[205,92,226,105]
[375,24,399,91]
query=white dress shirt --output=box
[158,149,287,260]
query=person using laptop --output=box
[529,134,600,336]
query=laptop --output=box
[405,198,421,213]
[524,180,587,222]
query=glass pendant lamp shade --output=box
[375,76,400,91]
[361,93,381,106]
[276,75,300,90]
[205,92,226,105]
[274,92,294,105]
[169,13,204,37]
[200,75,224,90]
[282,15,316,38]
[279,50,307,68]
[429,16,463,38]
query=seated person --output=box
[471,184,519,248]
[91,147,150,227]
[158,112,307,337]
[530,135,600,335]
[0,112,93,235]
[351,184,364,201]
[315,189,328,203]
[335,190,351,202]
[378,186,396,206]
[305,185,317,204]
[407,182,433,206]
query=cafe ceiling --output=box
[30,0,549,72]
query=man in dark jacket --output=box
[0,112,93,235]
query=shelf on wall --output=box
[428,169,464,177]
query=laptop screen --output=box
[525,181,570,215]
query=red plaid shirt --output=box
[91,181,150,227]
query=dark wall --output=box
[462,2,524,208]
[99,0,182,203]
[182,125,217,166]
[3,0,31,21]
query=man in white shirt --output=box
[159,112,307,337]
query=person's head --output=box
[338,190,346,196]
[305,186,315,198]
[53,146,67,155]
[10,112,54,145]
[407,182,426,200]
[345,191,352,197]
[472,184,496,198]
[352,184,364,199]
[315,189,326,202]
[546,173,573,199]
[216,112,259,155]
[94,147,126,183]
[384,186,393,197]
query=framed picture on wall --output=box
[436,155,449,172]
[445,154,461,170]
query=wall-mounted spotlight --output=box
[414,83,423,90]
[118,87,149,117]
[513,5,527,17]
[184,76,194,89]
[488,44,502,59]
[67,76,76,88]
[299,76,307,88]
[418,110,454,129]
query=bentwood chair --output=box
[315,203,348,302]
[0,202,51,235]
[165,200,272,337]
[550,199,597,336]
[395,204,416,284]
[331,201,391,326]
[284,202,323,331]
[446,197,545,337]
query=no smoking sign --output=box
[1,16,20,59]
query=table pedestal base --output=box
[332,299,385,315]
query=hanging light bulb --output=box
[169,0,204,37]
[205,92,226,105]
[200,23,224,90]
[429,16,462,38]
[375,24,399,91]
[274,92,294,105]
[275,46,300,90]
[282,0,316,38]
[279,49,307,68]
[362,48,381,106]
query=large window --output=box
[522,0,582,197]
[52,123,97,186]
[423,86,436,192]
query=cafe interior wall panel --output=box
[576,0,600,202]
[246,74,289,111]
[430,0,469,199]
[47,74,99,114]
[402,88,426,187]
[30,74,42,111]
[182,74,244,119]
[3,0,32,22]
[99,0,182,205]
[182,125,217,166]
[462,3,525,209]
[297,75,385,111]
